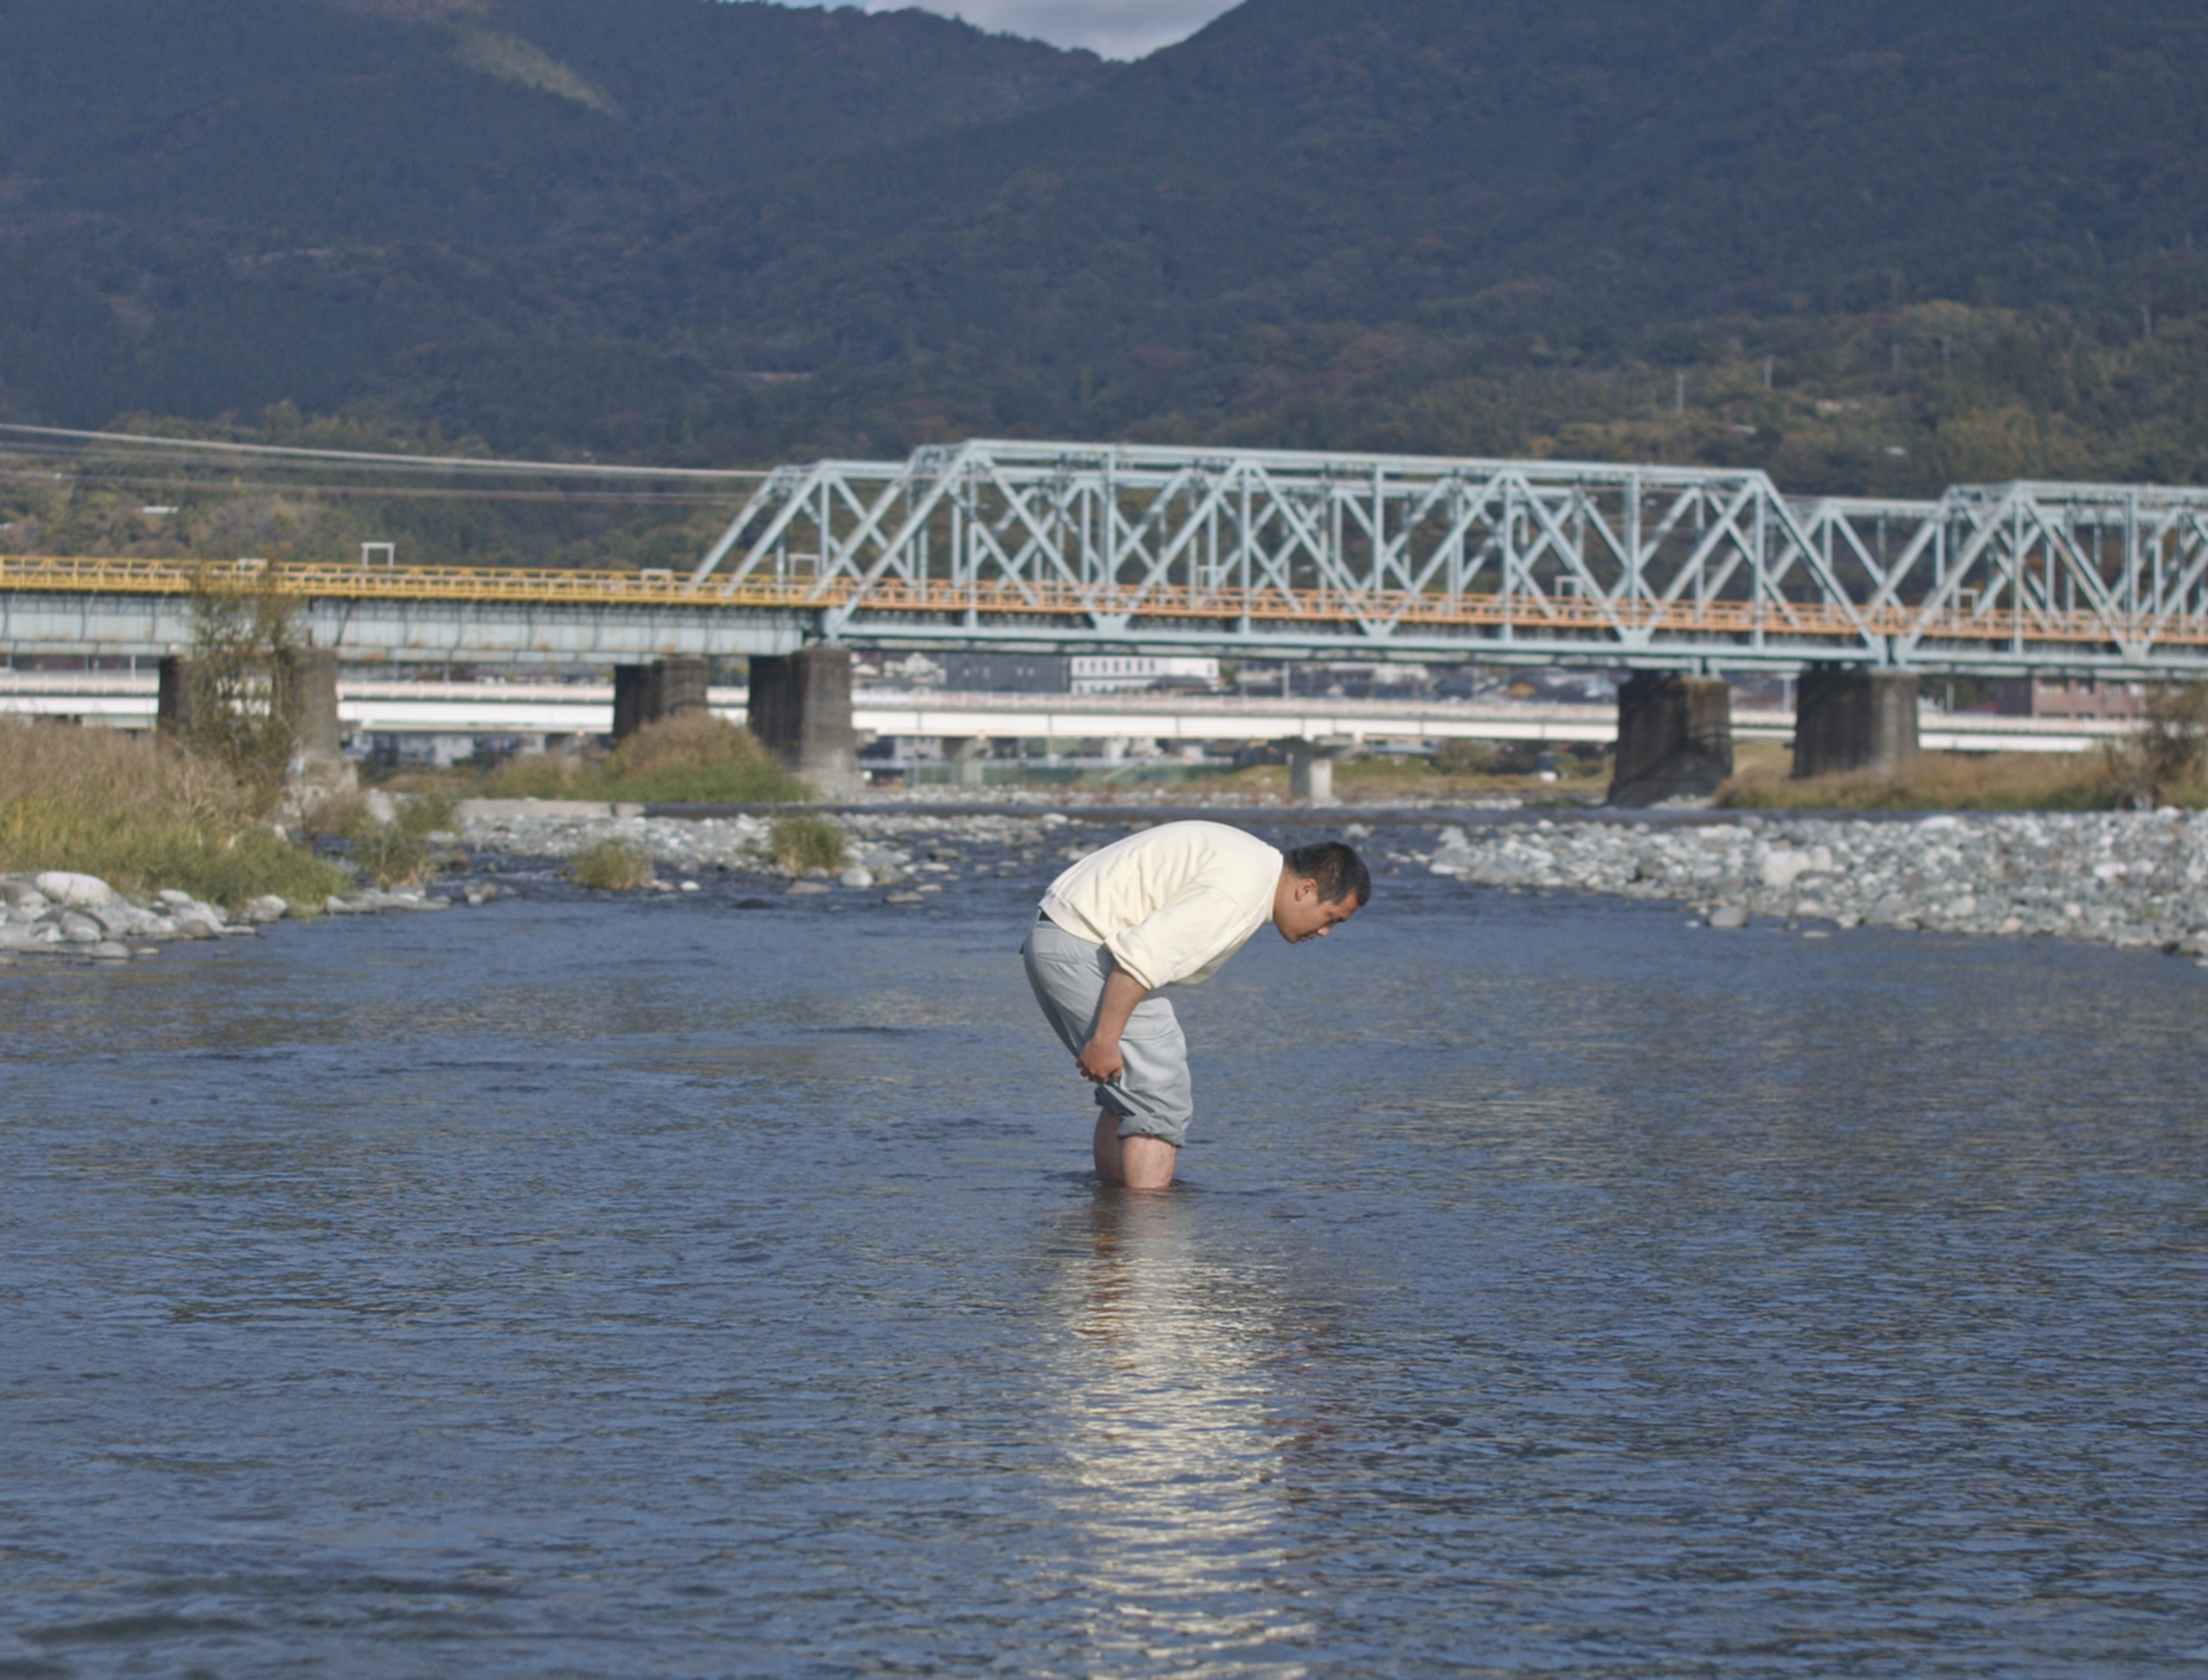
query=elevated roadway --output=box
[0,673,2130,755]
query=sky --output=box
[854,0,1240,59]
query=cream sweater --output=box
[1039,821,1284,991]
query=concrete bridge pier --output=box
[611,656,712,740]
[748,646,860,794]
[1793,669,1919,779]
[280,649,345,765]
[1607,674,1733,806]
[944,737,990,788]
[1282,737,1354,807]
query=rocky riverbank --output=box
[0,868,485,961]
[15,801,2202,965]
[0,870,282,961]
[1408,809,2208,954]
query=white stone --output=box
[838,866,874,889]
[34,871,115,908]
[1708,905,1749,929]
[1758,849,1814,889]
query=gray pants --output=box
[1020,913,1195,1149]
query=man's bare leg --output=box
[1092,1112,1177,1189]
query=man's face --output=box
[1275,877,1360,943]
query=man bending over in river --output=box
[1021,821,1370,1190]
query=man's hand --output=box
[1076,1036,1125,1084]
[1076,967,1149,1087]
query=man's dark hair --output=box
[1285,840,1371,907]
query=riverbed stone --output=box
[37,871,117,908]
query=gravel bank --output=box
[1406,810,2208,954]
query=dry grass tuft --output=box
[0,718,348,905]
[770,814,848,873]
[1717,740,2111,811]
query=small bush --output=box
[771,814,848,873]
[601,712,811,803]
[313,796,436,887]
[347,826,432,888]
[567,838,656,890]
[2101,683,2208,808]
[470,714,810,804]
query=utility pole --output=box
[1674,371,1686,415]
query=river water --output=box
[6,821,2208,1677]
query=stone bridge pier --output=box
[611,656,712,740]
[1792,669,1919,779]
[1607,674,1734,806]
[747,646,860,794]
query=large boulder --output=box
[34,870,116,908]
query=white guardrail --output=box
[0,675,2137,754]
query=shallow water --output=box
[6,829,2208,1677]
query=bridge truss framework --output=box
[695,440,2208,675]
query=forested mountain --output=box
[5,0,2207,494]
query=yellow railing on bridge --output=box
[6,554,2206,647]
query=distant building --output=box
[1069,655,1219,694]
[939,653,1070,692]
[1996,678,2145,719]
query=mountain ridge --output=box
[2,0,2206,494]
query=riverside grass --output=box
[460,713,810,806]
[0,719,348,908]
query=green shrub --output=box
[567,838,655,890]
[771,814,848,872]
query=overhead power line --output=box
[0,422,768,481]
